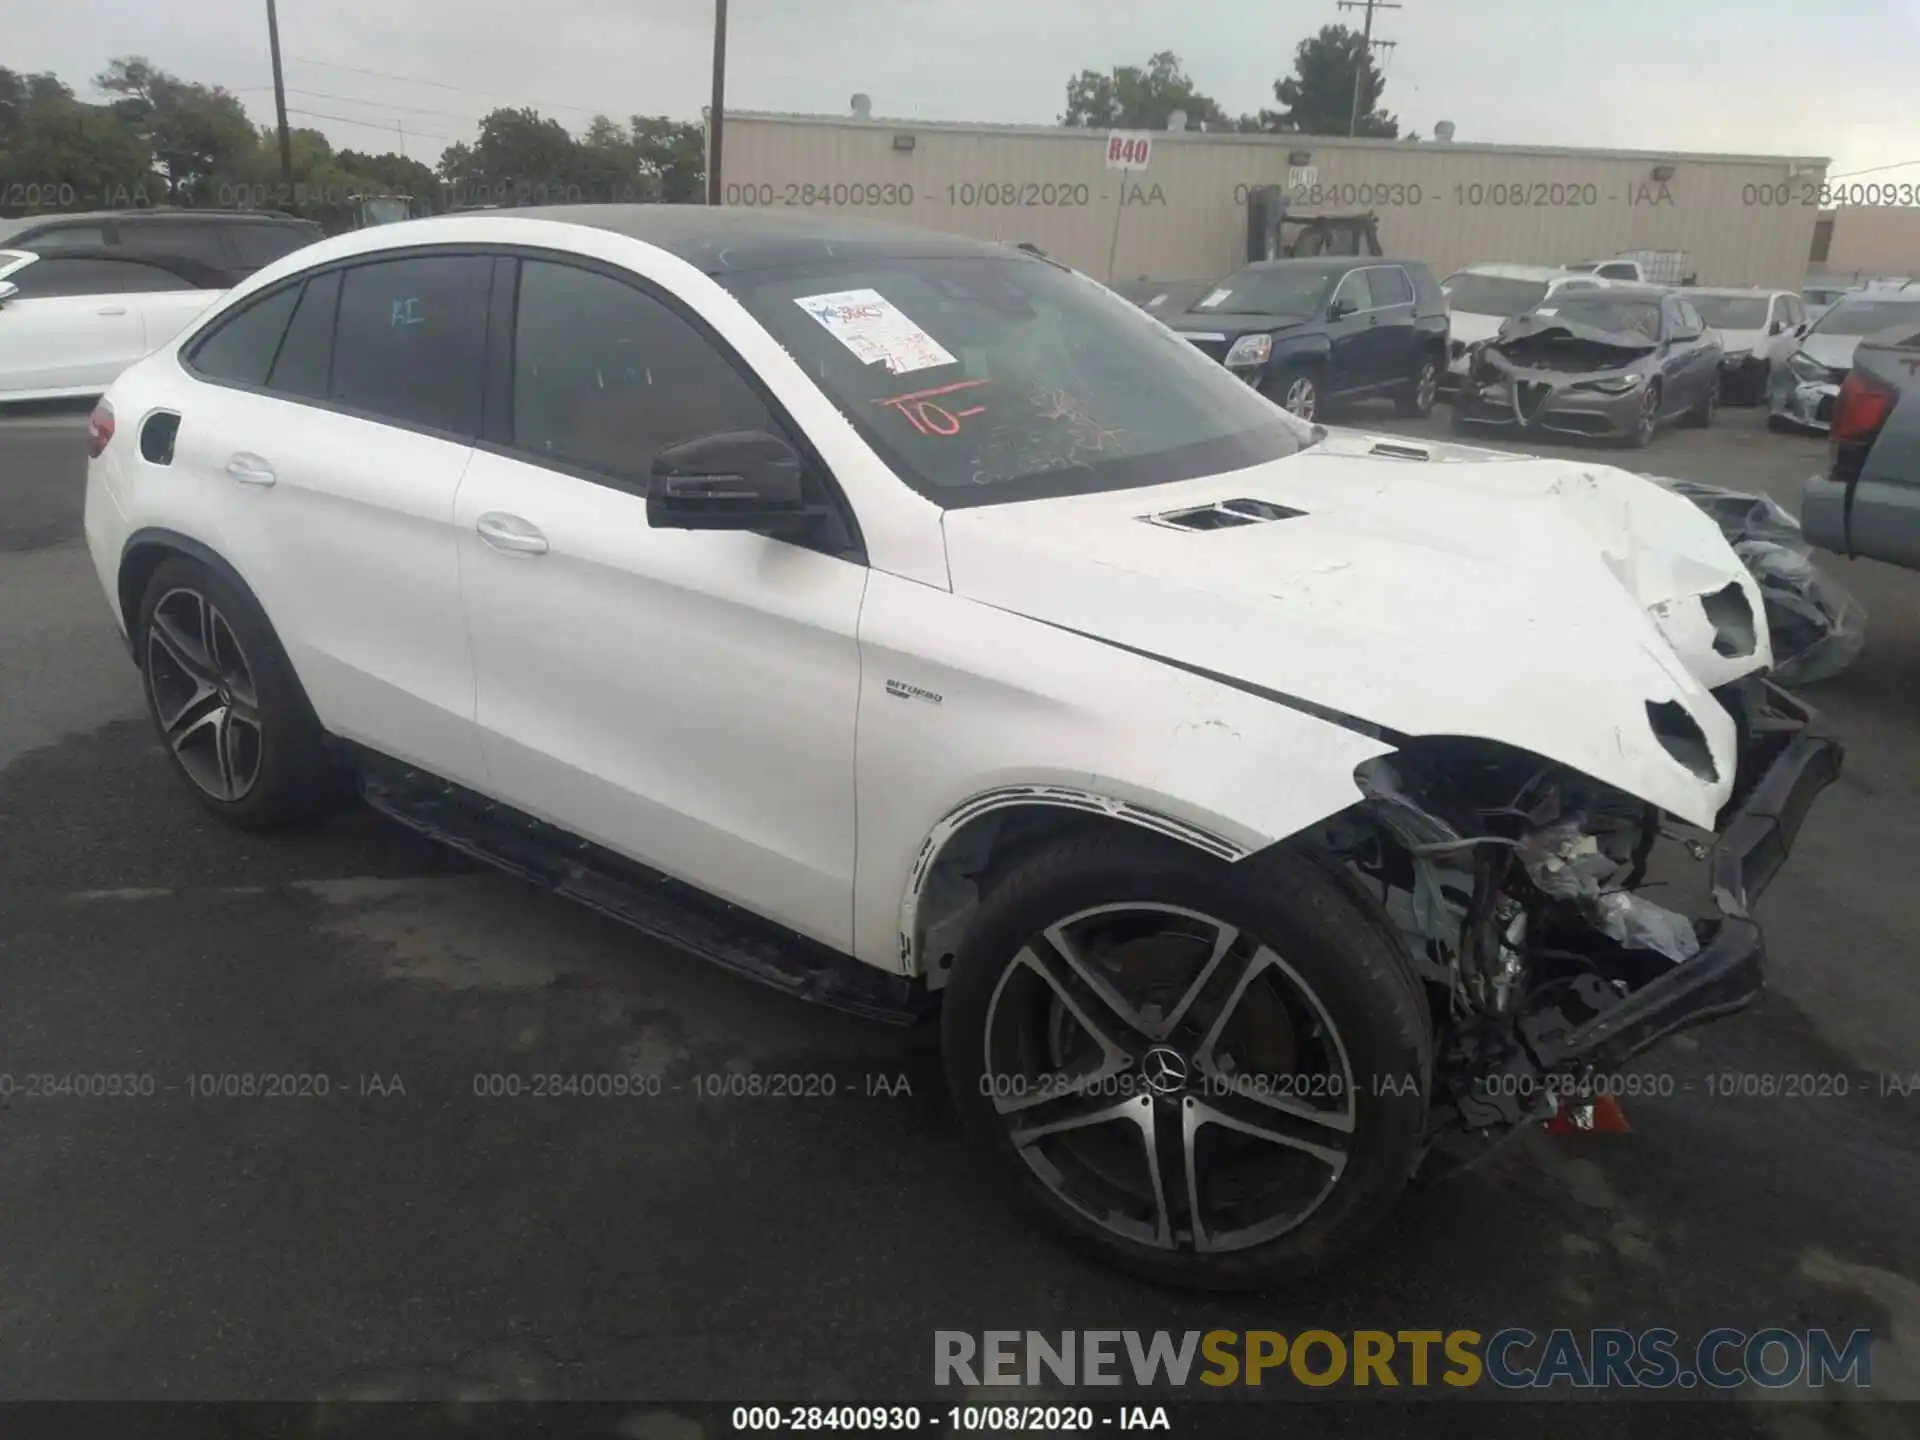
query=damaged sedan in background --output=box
[1453,288,1722,447]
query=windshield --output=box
[1189,264,1340,317]
[1689,295,1769,329]
[721,254,1309,507]
[1530,295,1662,339]
[1442,272,1550,316]
[1813,298,1920,337]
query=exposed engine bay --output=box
[1306,676,1841,1169]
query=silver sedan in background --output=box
[1769,288,1920,432]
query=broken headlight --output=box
[1575,373,1645,394]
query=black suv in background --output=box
[0,209,323,286]
[1157,257,1450,421]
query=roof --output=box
[1240,256,1381,274]
[729,109,1831,169]
[1450,263,1581,281]
[1683,285,1792,298]
[1553,284,1670,301]
[491,204,1022,273]
[0,209,316,246]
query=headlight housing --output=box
[1223,333,1273,369]
[1576,373,1645,394]
[1786,350,1827,382]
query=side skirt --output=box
[348,747,933,1027]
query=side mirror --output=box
[1328,297,1355,321]
[646,430,819,534]
[0,281,17,305]
[1796,322,1810,336]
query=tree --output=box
[0,68,155,207]
[1060,51,1229,131]
[440,106,580,203]
[1257,25,1399,137]
[629,116,704,203]
[93,56,256,200]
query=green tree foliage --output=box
[1256,25,1399,137]
[1060,51,1230,131]
[0,67,157,208]
[94,56,257,199]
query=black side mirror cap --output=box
[647,430,822,534]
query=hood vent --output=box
[1368,441,1432,461]
[1145,498,1307,531]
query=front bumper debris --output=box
[1522,679,1841,1073]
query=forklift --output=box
[1244,184,1383,261]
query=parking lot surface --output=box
[2,401,1918,1430]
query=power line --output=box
[237,84,485,125]
[1825,158,1920,181]
[285,55,623,120]
[281,105,465,145]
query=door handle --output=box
[225,453,276,486]
[97,305,128,317]
[476,511,549,555]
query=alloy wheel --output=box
[144,587,264,803]
[981,903,1356,1254]
[1636,386,1659,443]
[1282,376,1318,421]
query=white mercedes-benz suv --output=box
[83,207,1839,1289]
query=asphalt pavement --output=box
[1,399,1917,1434]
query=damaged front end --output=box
[1456,319,1659,439]
[1312,679,1841,1161]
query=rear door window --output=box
[268,270,341,398]
[20,223,110,250]
[188,285,302,385]
[119,223,231,268]
[328,254,489,435]
[229,223,323,271]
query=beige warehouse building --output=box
[1815,205,1920,279]
[722,110,1828,289]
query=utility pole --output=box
[264,0,294,183]
[706,0,728,204]
[1336,0,1400,138]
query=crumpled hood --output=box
[941,439,1772,829]
[1797,332,1860,372]
[1493,313,1659,355]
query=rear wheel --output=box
[942,830,1431,1290]
[1394,354,1440,417]
[136,556,334,829]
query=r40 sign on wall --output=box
[1105,132,1152,171]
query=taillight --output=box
[1829,370,1896,485]
[86,399,115,459]
[1831,371,1895,445]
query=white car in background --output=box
[1436,264,1611,387]
[0,248,226,403]
[1681,288,1810,404]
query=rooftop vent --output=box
[1368,441,1432,461]
[1145,498,1306,531]
[851,93,873,118]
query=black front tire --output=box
[941,828,1432,1290]
[1622,382,1661,448]
[136,556,336,830]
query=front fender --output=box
[851,571,1395,972]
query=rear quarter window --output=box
[188,285,302,385]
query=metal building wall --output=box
[721,114,1827,288]
[1822,206,1920,278]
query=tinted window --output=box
[1598,262,1639,280]
[189,286,301,385]
[721,254,1309,507]
[512,260,777,483]
[1369,266,1413,306]
[268,270,340,398]
[9,257,194,298]
[1812,298,1920,336]
[121,223,229,266]
[23,223,109,249]
[229,222,322,270]
[330,255,489,434]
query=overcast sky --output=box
[13,0,1920,178]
